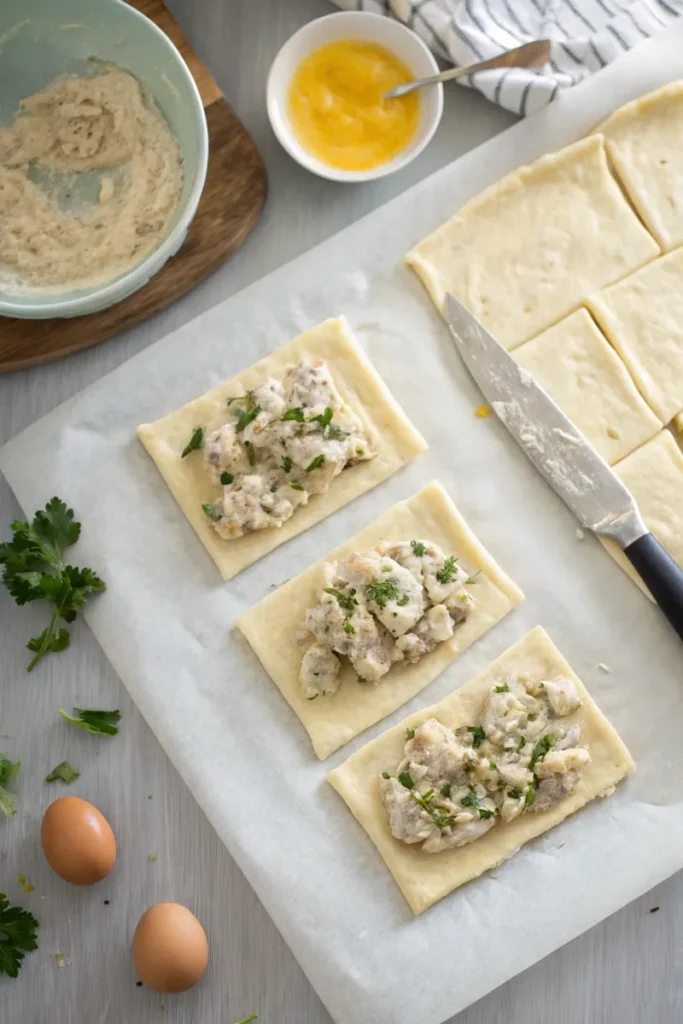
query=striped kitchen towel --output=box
[332,0,682,115]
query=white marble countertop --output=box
[1,2,678,1022]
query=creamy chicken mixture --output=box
[187,358,374,538]
[0,67,181,292]
[298,539,477,699]
[381,674,588,854]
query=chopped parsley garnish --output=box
[235,404,261,433]
[410,540,426,557]
[524,784,537,808]
[518,736,526,751]
[365,577,400,607]
[309,407,333,431]
[436,555,458,584]
[488,760,498,771]
[281,407,305,422]
[529,735,554,770]
[244,440,256,466]
[305,454,326,473]
[405,727,415,740]
[323,587,358,613]
[396,594,409,606]
[281,455,293,473]
[343,619,355,634]
[326,424,347,441]
[398,772,414,790]
[290,481,304,491]
[381,772,390,780]
[478,807,497,820]
[431,808,455,829]
[220,471,234,486]
[411,789,435,812]
[0,893,39,978]
[202,502,220,518]
[181,426,203,458]
[460,791,478,809]
[59,708,121,737]
[507,788,522,799]
[465,570,482,585]
[440,782,452,798]
[226,394,251,406]
[0,756,20,817]
[0,497,106,672]
[45,761,79,784]
[468,725,486,748]
[493,683,510,693]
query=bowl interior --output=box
[268,11,442,183]
[0,0,206,314]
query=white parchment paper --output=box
[3,27,683,1024]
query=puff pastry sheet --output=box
[405,135,659,350]
[515,309,661,465]
[588,249,683,425]
[599,82,683,251]
[327,626,635,915]
[602,430,683,599]
[137,317,427,579]
[236,481,524,759]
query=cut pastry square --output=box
[137,317,427,580]
[405,134,659,350]
[598,82,683,251]
[236,480,524,759]
[328,625,634,915]
[601,430,683,599]
[514,309,661,465]
[587,249,683,424]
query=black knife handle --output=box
[624,533,683,640]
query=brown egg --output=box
[41,796,116,885]
[132,902,208,993]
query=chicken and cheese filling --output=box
[298,539,478,699]
[380,674,588,854]
[181,359,374,538]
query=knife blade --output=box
[445,293,683,638]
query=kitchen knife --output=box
[445,293,683,640]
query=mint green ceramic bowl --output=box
[0,0,208,319]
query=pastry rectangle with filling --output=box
[327,626,634,915]
[598,82,683,252]
[405,135,659,350]
[236,480,524,759]
[587,249,683,424]
[137,317,427,579]
[514,309,661,465]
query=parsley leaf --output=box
[0,498,106,672]
[431,808,455,829]
[343,619,355,634]
[202,503,220,518]
[436,555,458,584]
[405,727,415,740]
[468,725,486,748]
[440,782,452,798]
[323,587,358,613]
[181,426,203,458]
[234,1016,258,1024]
[396,593,409,607]
[235,405,261,433]
[460,791,478,809]
[309,407,333,431]
[493,683,510,693]
[45,761,80,784]
[478,807,497,820]
[290,481,304,491]
[365,577,400,608]
[281,455,293,474]
[0,756,20,817]
[305,454,325,473]
[220,472,234,486]
[326,424,347,441]
[381,772,390,780]
[281,407,305,422]
[465,570,482,585]
[524,784,537,808]
[529,735,554,770]
[59,708,120,737]
[410,540,426,557]
[226,394,252,406]
[507,788,522,799]
[0,894,39,978]
[398,772,414,789]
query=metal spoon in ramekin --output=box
[385,39,552,100]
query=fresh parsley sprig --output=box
[0,756,20,817]
[59,708,120,737]
[436,555,458,585]
[0,498,106,672]
[0,894,38,978]
[181,427,203,458]
[365,577,400,608]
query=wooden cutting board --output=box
[0,0,267,374]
